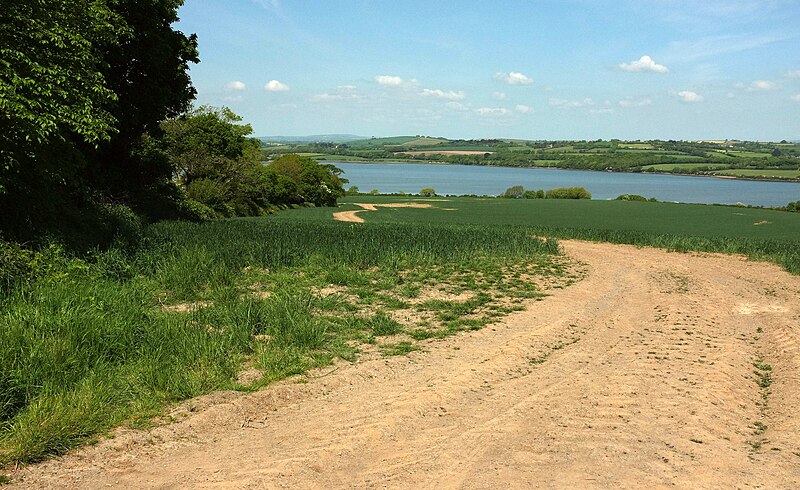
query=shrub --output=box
[615,194,656,202]
[501,185,525,198]
[545,187,592,199]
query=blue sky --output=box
[176,0,800,140]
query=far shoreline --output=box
[318,158,800,184]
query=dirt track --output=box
[12,241,800,488]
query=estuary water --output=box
[332,162,800,207]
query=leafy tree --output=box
[0,0,123,175]
[502,185,525,198]
[160,106,270,216]
[84,0,199,212]
[419,187,437,197]
[268,154,346,207]
[0,0,198,246]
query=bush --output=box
[523,190,545,199]
[616,194,656,202]
[786,200,800,212]
[501,185,525,198]
[545,187,592,199]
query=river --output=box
[331,162,800,207]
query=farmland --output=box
[11,215,800,488]
[264,137,800,181]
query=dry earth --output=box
[10,241,800,488]
[333,202,433,223]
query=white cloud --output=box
[677,90,704,102]
[515,104,533,113]
[223,95,243,102]
[791,94,800,102]
[311,93,343,101]
[549,97,594,108]
[476,107,510,115]
[338,85,357,90]
[446,102,469,111]
[225,80,246,91]
[618,97,653,107]
[493,91,507,100]
[375,75,404,86]
[420,88,466,100]
[618,55,669,73]
[785,70,800,79]
[265,80,289,92]
[494,71,533,85]
[750,80,778,90]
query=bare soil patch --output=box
[333,202,433,223]
[9,241,800,488]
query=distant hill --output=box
[258,134,366,144]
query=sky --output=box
[175,0,800,141]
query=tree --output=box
[160,106,271,217]
[502,185,525,198]
[84,0,199,211]
[419,188,437,197]
[268,154,346,207]
[0,0,199,245]
[0,0,123,182]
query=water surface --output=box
[332,162,800,207]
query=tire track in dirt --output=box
[11,241,800,488]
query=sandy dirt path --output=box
[333,202,433,223]
[12,241,800,488]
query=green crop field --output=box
[347,136,419,147]
[642,163,731,171]
[725,150,772,158]
[714,169,800,179]
[415,146,497,152]
[277,196,800,273]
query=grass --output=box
[315,196,800,274]
[642,163,730,171]
[0,218,564,465]
[714,169,800,179]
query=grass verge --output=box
[0,219,566,465]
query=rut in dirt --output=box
[12,241,800,489]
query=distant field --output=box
[620,143,654,149]
[422,146,498,152]
[715,169,800,179]
[347,136,418,147]
[642,163,730,171]
[403,137,449,146]
[724,150,772,158]
[401,150,494,156]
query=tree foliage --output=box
[0,0,198,247]
[0,0,122,170]
[161,107,346,218]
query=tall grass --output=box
[0,219,558,464]
[530,226,800,274]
